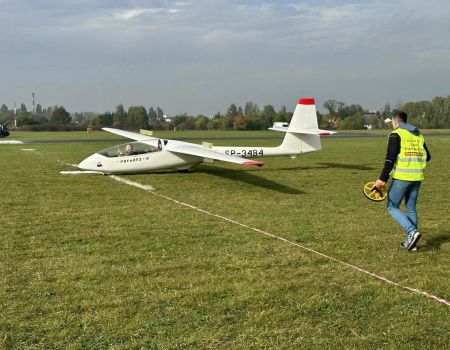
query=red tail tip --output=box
[298,98,315,105]
[242,161,264,167]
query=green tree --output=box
[221,116,233,130]
[431,96,450,128]
[19,103,27,114]
[244,102,261,130]
[338,114,365,130]
[156,107,164,120]
[226,104,238,117]
[88,115,103,129]
[337,104,364,120]
[128,106,148,129]
[183,116,196,130]
[147,106,166,130]
[171,114,189,130]
[35,104,42,114]
[382,103,391,118]
[148,107,157,120]
[195,115,208,130]
[113,104,127,128]
[233,114,246,130]
[207,113,222,130]
[51,106,71,124]
[323,100,338,116]
[16,115,39,126]
[261,105,276,129]
[275,105,287,122]
[285,111,294,123]
[1,104,8,114]
[403,100,433,128]
[148,107,159,130]
[244,102,260,118]
[98,112,114,127]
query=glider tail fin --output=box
[270,98,335,155]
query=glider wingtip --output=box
[319,131,337,136]
[243,160,265,167]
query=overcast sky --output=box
[1,0,449,115]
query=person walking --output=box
[376,111,431,251]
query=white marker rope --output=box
[108,175,450,307]
[57,160,79,167]
[109,175,155,191]
[60,170,104,175]
[20,148,43,155]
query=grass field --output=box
[7,128,450,142]
[1,131,449,349]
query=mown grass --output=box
[1,131,449,349]
[7,131,122,141]
[9,128,450,143]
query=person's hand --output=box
[375,179,386,189]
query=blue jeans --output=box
[387,179,421,235]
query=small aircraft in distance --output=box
[78,98,335,174]
[0,121,10,138]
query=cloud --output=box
[1,0,450,114]
[113,8,163,20]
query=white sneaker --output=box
[402,231,421,251]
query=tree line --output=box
[1,95,449,131]
[89,102,296,131]
[319,95,450,129]
[402,96,450,128]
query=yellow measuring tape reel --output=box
[363,181,388,201]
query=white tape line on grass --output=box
[57,160,79,167]
[20,148,43,155]
[60,170,104,175]
[0,140,23,144]
[110,175,450,307]
[109,175,155,191]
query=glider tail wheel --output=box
[363,181,387,201]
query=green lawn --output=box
[7,130,123,141]
[8,129,450,143]
[1,132,449,349]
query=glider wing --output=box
[167,145,264,167]
[102,128,159,141]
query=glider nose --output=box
[78,154,102,171]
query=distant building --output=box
[273,122,289,128]
[363,112,380,129]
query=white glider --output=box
[78,98,334,174]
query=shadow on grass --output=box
[263,163,375,172]
[421,233,450,251]
[124,167,305,194]
[317,162,375,171]
[201,167,306,195]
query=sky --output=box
[1,0,450,115]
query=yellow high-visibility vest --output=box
[391,128,427,181]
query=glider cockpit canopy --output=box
[98,141,161,158]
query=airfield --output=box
[1,130,449,348]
